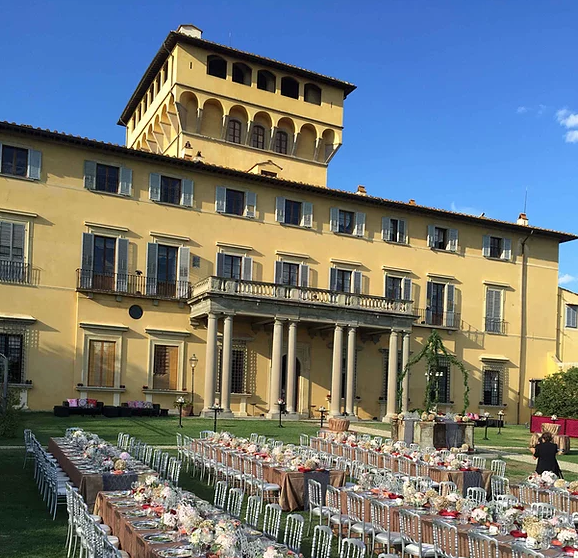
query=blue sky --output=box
[2,1,578,284]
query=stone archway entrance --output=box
[281,354,301,412]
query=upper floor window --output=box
[0,144,41,180]
[251,125,266,149]
[274,131,289,154]
[216,252,252,281]
[482,367,503,406]
[426,281,456,327]
[385,274,412,301]
[257,70,276,92]
[274,261,309,287]
[144,242,190,298]
[330,267,362,294]
[149,173,193,207]
[281,76,299,99]
[87,340,115,387]
[227,119,242,144]
[330,208,366,237]
[275,197,313,228]
[207,55,227,79]
[85,160,132,196]
[215,186,256,218]
[232,62,251,85]
[304,83,321,105]
[382,217,408,244]
[482,235,512,261]
[485,288,505,334]
[565,304,578,329]
[0,333,23,383]
[427,225,458,252]
[0,219,28,284]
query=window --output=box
[285,200,302,226]
[386,276,402,300]
[0,144,41,180]
[92,235,116,290]
[274,261,309,287]
[330,268,362,294]
[281,76,299,99]
[428,226,458,252]
[225,189,245,216]
[483,368,502,406]
[94,164,119,193]
[274,131,289,154]
[157,244,178,297]
[145,243,189,298]
[149,174,192,207]
[160,176,182,205]
[85,161,132,196]
[275,197,313,228]
[207,55,227,79]
[217,342,248,394]
[251,125,265,149]
[529,379,542,408]
[565,305,578,328]
[232,62,251,85]
[153,345,179,390]
[87,340,115,387]
[304,83,321,105]
[282,262,300,286]
[0,333,23,383]
[227,119,242,144]
[427,357,450,404]
[330,208,365,237]
[221,254,242,280]
[0,220,28,284]
[485,288,504,333]
[257,70,276,92]
[426,281,456,327]
[215,187,256,218]
[483,235,511,260]
[336,269,352,293]
[382,217,407,243]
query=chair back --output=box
[244,494,262,528]
[263,503,282,540]
[530,502,556,519]
[214,480,228,509]
[519,485,541,505]
[199,430,214,439]
[283,513,304,553]
[491,475,509,497]
[415,476,434,492]
[399,508,424,547]
[226,487,244,518]
[512,544,545,558]
[472,456,486,469]
[311,525,333,558]
[455,453,468,461]
[439,481,458,496]
[374,436,383,446]
[410,443,421,451]
[415,461,429,477]
[308,479,324,510]
[257,435,266,446]
[299,433,310,447]
[152,448,162,470]
[494,494,518,512]
[466,486,487,505]
[340,538,366,558]
[249,433,258,443]
[467,531,499,558]
[398,456,413,476]
[491,459,506,477]
[432,518,460,558]
[326,485,341,514]
[345,491,365,524]
[550,489,571,514]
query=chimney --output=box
[408,199,416,206]
[177,24,203,39]
[180,141,194,160]
[355,185,367,196]
[517,212,529,226]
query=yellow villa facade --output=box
[0,25,576,424]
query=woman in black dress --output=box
[532,432,563,477]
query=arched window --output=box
[251,125,266,149]
[207,55,227,79]
[257,70,276,92]
[281,77,299,99]
[274,130,289,154]
[232,62,252,85]
[227,119,242,144]
[304,83,321,105]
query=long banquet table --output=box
[48,437,155,510]
[511,484,578,513]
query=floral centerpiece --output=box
[527,471,558,488]
[557,528,578,548]
[189,518,240,556]
[569,480,578,494]
[470,505,492,525]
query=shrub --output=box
[535,367,578,418]
[0,389,23,438]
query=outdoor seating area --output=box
[53,401,169,419]
[19,423,578,558]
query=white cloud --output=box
[559,273,577,285]
[557,108,578,128]
[565,130,578,143]
[517,106,528,114]
[450,202,483,216]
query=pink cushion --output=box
[68,398,78,408]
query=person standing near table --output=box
[531,431,563,477]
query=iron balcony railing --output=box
[76,269,191,300]
[190,276,414,315]
[0,260,32,285]
[485,318,508,335]
[413,308,461,329]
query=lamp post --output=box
[278,398,286,428]
[483,412,490,440]
[209,404,223,433]
[498,410,505,435]
[318,406,328,430]
[176,396,185,428]
[188,354,198,415]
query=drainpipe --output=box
[517,230,533,424]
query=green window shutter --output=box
[447,229,459,252]
[398,219,407,244]
[382,217,390,241]
[146,243,158,295]
[301,202,313,228]
[445,284,456,327]
[181,179,193,207]
[149,173,161,201]
[242,256,253,280]
[28,149,42,180]
[275,197,285,223]
[84,161,97,190]
[244,191,256,218]
[274,261,283,284]
[427,225,436,247]
[215,186,227,213]
[329,267,338,290]
[119,167,133,197]
[352,270,362,294]
[80,233,95,288]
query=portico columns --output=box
[286,321,298,415]
[385,330,399,422]
[202,313,219,415]
[220,315,234,417]
[401,332,411,413]
[345,327,357,417]
[330,325,344,416]
[268,318,284,417]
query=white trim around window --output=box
[146,333,187,393]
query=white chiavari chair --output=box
[530,502,556,519]
[311,525,333,558]
[438,481,458,496]
[511,544,545,558]
[399,508,436,558]
[226,487,244,518]
[326,485,351,551]
[263,502,282,541]
[283,513,305,553]
[491,459,506,477]
[307,478,329,535]
[340,538,366,558]
[214,480,228,509]
[471,456,486,469]
[244,494,262,528]
[346,492,374,546]
[519,485,541,505]
[432,518,460,558]
[466,487,487,506]
[467,531,499,558]
[491,475,509,498]
[550,489,571,514]
[370,498,402,557]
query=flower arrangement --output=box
[527,471,558,488]
[470,505,491,525]
[554,479,568,489]
[354,472,374,491]
[557,528,578,546]
[523,516,546,542]
[569,480,578,493]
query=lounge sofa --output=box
[53,398,104,417]
[121,401,161,417]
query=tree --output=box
[398,329,470,414]
[535,367,578,418]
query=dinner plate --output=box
[106,490,132,497]
[112,500,136,507]
[131,519,160,530]
[142,533,175,543]
[156,548,193,557]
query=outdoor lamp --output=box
[188,354,198,413]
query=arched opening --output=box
[319,128,335,162]
[304,83,322,105]
[252,111,272,150]
[257,70,276,92]
[179,91,199,132]
[160,105,173,144]
[207,55,227,79]
[281,76,299,99]
[232,62,252,85]
[153,115,164,151]
[251,125,266,149]
[281,355,302,412]
[296,124,316,160]
[227,119,242,143]
[228,105,248,144]
[200,99,224,138]
[275,117,294,155]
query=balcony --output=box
[190,276,414,315]
[0,261,32,285]
[485,318,508,335]
[76,269,191,300]
[413,308,461,329]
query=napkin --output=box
[439,510,459,518]
[510,530,527,539]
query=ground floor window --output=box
[427,357,451,404]
[217,342,247,394]
[0,333,23,383]
[483,367,503,406]
[153,345,179,390]
[87,340,115,387]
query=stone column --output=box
[385,330,399,422]
[330,325,344,417]
[202,313,219,416]
[401,332,411,412]
[268,319,284,418]
[345,327,357,417]
[286,322,298,415]
[220,315,234,417]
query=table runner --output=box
[303,470,330,510]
